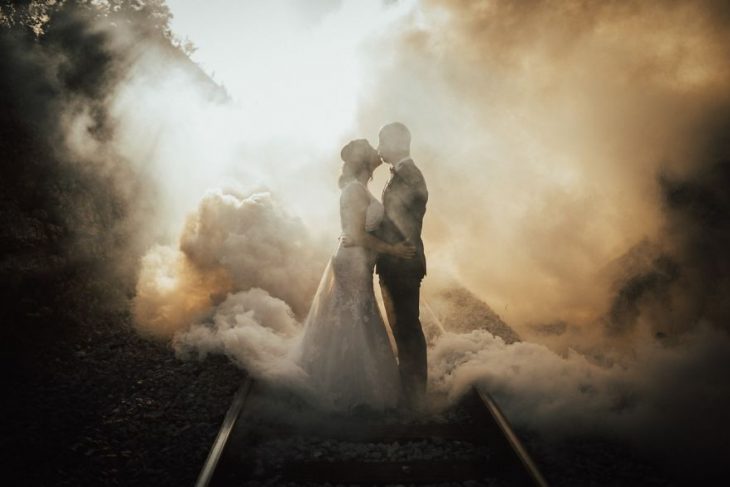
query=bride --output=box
[292,139,416,412]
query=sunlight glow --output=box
[167,1,415,149]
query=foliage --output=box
[0,0,192,346]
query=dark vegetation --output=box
[0,2,241,484]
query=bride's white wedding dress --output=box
[292,180,401,411]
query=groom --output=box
[375,122,428,408]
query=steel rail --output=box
[476,388,549,487]
[197,379,549,486]
[194,377,253,487]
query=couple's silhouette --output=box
[292,122,428,412]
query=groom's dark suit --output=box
[374,157,428,406]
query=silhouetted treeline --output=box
[0,0,204,361]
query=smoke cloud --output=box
[354,0,730,339]
[344,0,730,476]
[0,1,187,343]
[133,189,325,339]
[428,324,730,476]
[173,288,307,386]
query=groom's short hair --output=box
[379,122,411,153]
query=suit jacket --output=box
[374,158,428,279]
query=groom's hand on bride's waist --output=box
[390,241,417,260]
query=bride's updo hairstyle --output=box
[339,139,375,189]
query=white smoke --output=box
[135,186,729,443]
[133,188,325,339]
[133,244,232,339]
[179,189,324,316]
[131,179,730,479]
[428,323,730,470]
[173,288,307,386]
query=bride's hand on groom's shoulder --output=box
[390,241,417,260]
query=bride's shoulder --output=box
[340,180,369,206]
[341,180,368,195]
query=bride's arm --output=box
[340,183,415,258]
[347,223,416,258]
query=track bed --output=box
[198,380,547,486]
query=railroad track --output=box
[196,377,548,486]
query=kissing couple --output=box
[292,122,428,413]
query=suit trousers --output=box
[379,274,427,407]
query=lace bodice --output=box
[340,181,384,235]
[365,191,384,232]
